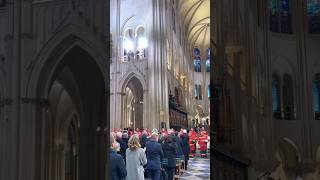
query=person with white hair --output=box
[146,132,164,180]
[115,131,126,160]
[110,134,127,180]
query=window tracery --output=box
[194,48,201,72]
[123,26,147,62]
[307,0,320,33]
[283,74,295,120]
[206,48,210,72]
[268,0,292,34]
[313,73,320,119]
[272,74,281,119]
[194,84,202,100]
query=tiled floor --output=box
[180,155,210,180]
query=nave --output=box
[180,156,210,180]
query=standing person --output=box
[172,131,184,160]
[146,133,164,180]
[180,130,190,170]
[122,131,129,162]
[161,135,177,180]
[126,135,147,180]
[110,134,127,180]
[140,130,149,149]
[188,128,197,157]
[198,130,208,158]
[115,132,126,160]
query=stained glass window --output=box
[272,75,281,119]
[313,74,320,119]
[307,0,320,33]
[206,48,210,72]
[194,85,202,100]
[283,74,294,120]
[268,0,292,33]
[208,84,211,98]
[194,48,201,72]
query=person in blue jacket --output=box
[146,132,164,180]
[110,134,127,180]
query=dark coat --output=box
[146,139,164,170]
[140,134,148,148]
[161,139,177,168]
[180,134,190,160]
[116,137,127,160]
[171,135,184,158]
[110,150,127,180]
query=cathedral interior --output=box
[0,0,320,180]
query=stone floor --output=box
[180,154,210,180]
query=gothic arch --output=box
[121,15,147,36]
[23,30,107,180]
[276,138,301,174]
[120,73,145,129]
[26,24,107,98]
[118,71,146,93]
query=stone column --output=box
[148,0,167,129]
[294,0,313,161]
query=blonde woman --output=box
[126,134,147,180]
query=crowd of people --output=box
[109,127,209,180]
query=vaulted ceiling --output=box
[178,0,210,51]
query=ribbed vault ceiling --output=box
[178,0,210,51]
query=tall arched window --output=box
[307,0,320,33]
[194,48,201,72]
[313,73,320,120]
[123,29,134,62]
[206,48,210,72]
[268,0,292,34]
[136,26,147,59]
[283,74,295,120]
[272,74,281,119]
[194,84,202,100]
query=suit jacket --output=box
[181,134,190,160]
[110,150,127,180]
[161,141,177,168]
[146,140,164,170]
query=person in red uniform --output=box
[160,128,167,136]
[135,128,142,138]
[198,128,208,158]
[188,128,197,157]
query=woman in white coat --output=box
[126,134,147,180]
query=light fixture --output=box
[138,37,148,49]
[124,38,134,51]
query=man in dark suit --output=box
[110,134,127,180]
[146,133,164,180]
[181,130,190,170]
[161,135,177,180]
